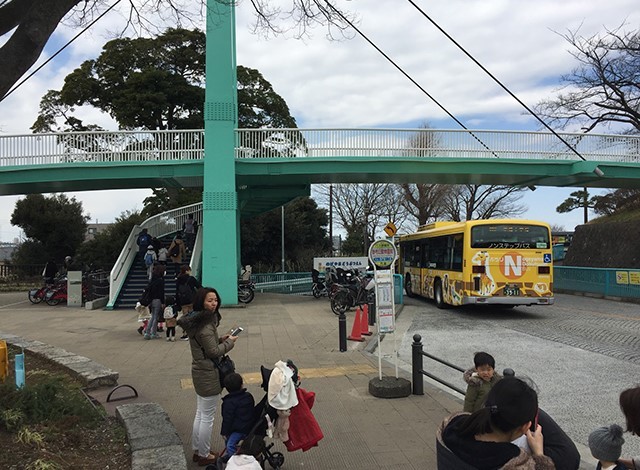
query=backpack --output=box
[169,243,180,257]
[138,283,153,307]
[177,282,194,306]
[144,252,155,267]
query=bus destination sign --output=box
[368,239,397,269]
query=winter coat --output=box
[463,367,502,413]
[176,274,201,307]
[221,388,255,437]
[137,231,152,253]
[148,276,165,301]
[438,413,555,470]
[168,238,186,263]
[177,309,234,397]
[284,387,323,452]
[225,455,262,470]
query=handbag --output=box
[193,336,236,390]
[213,355,236,389]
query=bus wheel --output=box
[434,280,446,309]
[405,275,414,297]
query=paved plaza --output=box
[0,292,461,469]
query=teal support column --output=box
[203,0,239,303]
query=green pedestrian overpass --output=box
[2,128,640,216]
[3,127,640,307]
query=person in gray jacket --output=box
[619,386,640,469]
[177,287,238,467]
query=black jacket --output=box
[176,274,201,306]
[149,276,165,302]
[220,389,255,436]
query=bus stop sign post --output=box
[368,239,397,380]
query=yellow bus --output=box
[398,219,554,308]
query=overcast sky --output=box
[1,0,639,242]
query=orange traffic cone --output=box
[360,304,372,336]
[347,307,364,342]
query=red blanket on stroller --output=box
[284,387,323,452]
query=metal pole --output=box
[281,205,285,273]
[329,185,333,255]
[412,334,424,395]
[338,312,347,352]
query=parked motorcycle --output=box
[311,269,329,298]
[238,279,255,304]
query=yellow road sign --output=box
[384,222,397,237]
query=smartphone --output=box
[230,327,244,336]
[530,409,539,432]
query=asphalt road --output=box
[392,293,640,460]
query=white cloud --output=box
[1,0,638,240]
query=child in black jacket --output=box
[220,373,255,464]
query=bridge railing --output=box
[2,129,640,164]
[108,202,203,308]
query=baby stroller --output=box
[213,359,322,470]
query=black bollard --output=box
[339,311,347,352]
[412,334,424,395]
[368,296,376,326]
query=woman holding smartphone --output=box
[177,287,238,467]
[437,377,555,469]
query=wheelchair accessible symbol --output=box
[543,253,551,263]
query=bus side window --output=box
[452,235,463,271]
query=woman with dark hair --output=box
[619,386,640,469]
[177,287,238,467]
[143,263,165,340]
[437,377,555,469]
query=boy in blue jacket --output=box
[220,373,255,464]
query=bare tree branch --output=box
[535,24,640,133]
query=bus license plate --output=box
[504,286,520,296]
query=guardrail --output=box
[554,266,640,300]
[411,334,514,396]
[2,128,640,165]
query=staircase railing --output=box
[107,202,203,308]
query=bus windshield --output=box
[471,224,550,249]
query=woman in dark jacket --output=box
[177,287,238,466]
[438,377,555,470]
[176,265,202,340]
[144,264,165,340]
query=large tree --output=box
[10,193,90,265]
[0,1,353,101]
[33,28,298,133]
[534,25,640,133]
[556,189,599,224]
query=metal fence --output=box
[554,266,640,299]
[3,128,640,165]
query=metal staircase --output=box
[108,203,202,310]
[113,233,194,309]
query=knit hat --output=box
[588,424,624,462]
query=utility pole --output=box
[329,185,333,256]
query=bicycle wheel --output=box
[330,290,351,315]
[28,288,43,304]
[46,295,62,306]
[312,284,322,298]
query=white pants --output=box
[192,393,220,457]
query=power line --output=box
[1,0,123,104]
[405,0,587,162]
[324,1,498,157]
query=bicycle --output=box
[28,275,66,304]
[330,273,375,315]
